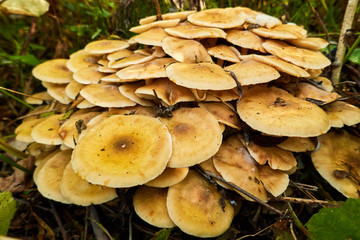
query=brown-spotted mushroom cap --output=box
[226,30,266,53]
[32,59,73,84]
[187,8,245,29]
[60,161,117,206]
[167,170,234,238]
[287,37,329,51]
[31,113,64,145]
[322,101,360,128]
[166,62,236,90]
[84,39,130,54]
[237,85,330,137]
[164,22,226,39]
[133,186,175,228]
[262,39,331,69]
[225,60,280,86]
[311,131,360,198]
[35,149,72,203]
[198,102,241,130]
[135,78,195,106]
[213,135,268,202]
[207,45,241,63]
[116,58,176,80]
[159,107,223,168]
[251,24,307,40]
[145,167,189,188]
[162,36,213,63]
[277,137,316,152]
[79,84,137,108]
[71,114,172,187]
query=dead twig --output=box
[50,201,68,240]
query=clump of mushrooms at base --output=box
[14,6,360,238]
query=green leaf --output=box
[0,191,17,235]
[151,228,173,240]
[1,0,50,17]
[306,198,360,240]
[348,48,360,65]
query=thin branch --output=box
[270,196,336,206]
[331,0,359,84]
[50,201,68,240]
[154,0,163,20]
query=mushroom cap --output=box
[159,108,223,168]
[164,22,226,39]
[187,8,245,29]
[76,99,96,109]
[79,84,137,108]
[258,165,289,197]
[135,78,195,106]
[237,85,331,137]
[84,40,130,54]
[130,19,180,33]
[198,102,241,130]
[277,137,316,152]
[32,59,73,84]
[287,37,329,51]
[108,53,155,69]
[25,91,53,105]
[58,111,100,148]
[15,118,46,143]
[322,101,360,128]
[73,66,107,84]
[166,62,236,90]
[97,59,117,73]
[226,30,266,53]
[134,27,170,47]
[145,167,189,188]
[118,82,154,107]
[162,36,213,63]
[207,45,241,63]
[71,114,172,188]
[311,131,360,198]
[65,80,84,100]
[31,114,64,145]
[251,24,307,40]
[314,76,334,92]
[213,135,268,202]
[295,82,339,104]
[262,39,331,69]
[139,10,195,25]
[46,83,72,104]
[116,58,176,80]
[240,54,310,78]
[225,60,280,86]
[107,49,133,62]
[66,54,100,73]
[60,161,117,206]
[133,186,175,228]
[35,149,72,203]
[101,73,136,83]
[167,170,234,238]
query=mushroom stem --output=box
[196,166,284,216]
[331,0,359,84]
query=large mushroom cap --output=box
[84,39,130,54]
[164,22,226,39]
[32,59,73,84]
[237,85,330,137]
[71,114,172,188]
[311,131,360,198]
[167,170,234,238]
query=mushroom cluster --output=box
[15,6,360,238]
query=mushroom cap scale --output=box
[71,114,172,188]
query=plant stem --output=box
[331,0,359,84]
[0,139,28,159]
[0,88,34,110]
[0,154,32,174]
[343,34,360,63]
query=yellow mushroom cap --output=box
[322,101,360,128]
[287,37,329,51]
[295,82,340,104]
[46,83,72,104]
[207,45,241,63]
[73,66,107,85]
[15,118,46,143]
[225,60,280,86]
[65,80,84,100]
[164,22,226,39]
[167,170,234,238]
[118,82,154,107]
[84,39,130,54]
[311,131,360,198]
[159,107,223,168]
[262,39,331,70]
[71,114,172,188]
[237,85,330,137]
[166,62,236,90]
[162,36,213,63]
[251,24,307,40]
[133,186,175,228]
[130,19,180,33]
[134,27,170,47]
[35,149,72,204]
[258,165,289,197]
[139,10,195,25]
[60,161,117,206]
[32,59,73,84]
[226,30,266,53]
[25,91,53,105]
[145,167,189,188]
[66,54,100,73]
[187,8,245,29]
[31,114,64,145]
[108,53,155,69]
[277,137,316,152]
